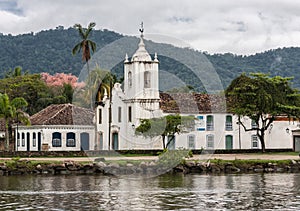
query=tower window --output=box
[144,71,151,88]
[128,71,132,87]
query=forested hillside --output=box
[1,26,300,91]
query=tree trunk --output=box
[5,121,9,151]
[162,135,166,149]
[258,129,266,153]
[165,135,174,149]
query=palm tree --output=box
[72,22,97,108]
[72,22,96,78]
[5,66,28,78]
[0,93,29,151]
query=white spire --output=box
[131,22,152,62]
[154,52,158,62]
[125,53,129,62]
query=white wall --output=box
[15,125,95,151]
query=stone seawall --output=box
[0,158,300,176]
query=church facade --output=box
[96,32,299,151]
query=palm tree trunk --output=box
[5,119,9,151]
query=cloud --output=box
[0,0,23,16]
[1,0,300,55]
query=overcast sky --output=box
[1,0,300,55]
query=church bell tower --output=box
[123,23,160,119]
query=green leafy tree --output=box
[135,114,195,149]
[226,73,300,152]
[0,93,29,151]
[0,74,53,115]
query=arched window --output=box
[52,132,62,147]
[144,71,151,88]
[128,71,132,87]
[66,132,76,147]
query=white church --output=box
[95,30,300,152]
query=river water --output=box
[0,173,299,210]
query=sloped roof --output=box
[159,92,227,114]
[30,104,94,125]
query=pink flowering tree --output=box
[40,72,84,88]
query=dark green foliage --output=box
[135,114,195,149]
[2,27,300,93]
[0,27,122,77]
[0,74,73,115]
[226,73,300,152]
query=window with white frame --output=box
[128,71,132,87]
[251,120,258,129]
[251,135,259,148]
[188,135,195,149]
[52,132,62,147]
[206,134,214,149]
[144,71,151,88]
[225,115,233,131]
[66,132,76,147]
[206,115,214,131]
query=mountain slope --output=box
[1,27,300,91]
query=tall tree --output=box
[72,22,96,108]
[72,23,96,80]
[226,73,300,152]
[135,114,195,149]
[0,93,29,151]
[5,66,28,78]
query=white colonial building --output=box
[14,104,95,151]
[96,31,300,151]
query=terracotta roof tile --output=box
[30,104,94,125]
[159,93,227,114]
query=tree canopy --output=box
[135,114,195,149]
[0,93,29,151]
[225,73,300,152]
[0,70,79,115]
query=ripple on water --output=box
[0,173,300,210]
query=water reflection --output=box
[0,173,299,210]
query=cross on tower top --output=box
[139,22,144,37]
